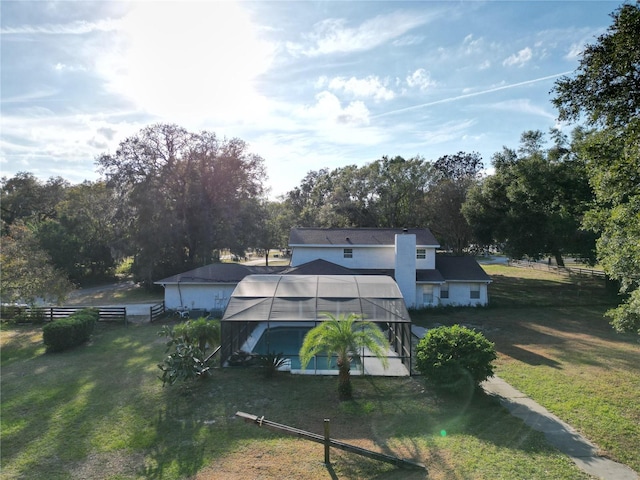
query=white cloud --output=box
[326,75,395,102]
[1,88,59,104]
[489,99,556,121]
[286,11,431,57]
[0,109,144,182]
[0,18,119,35]
[392,35,424,47]
[296,91,370,126]
[406,68,436,91]
[462,33,484,55]
[565,42,584,60]
[503,47,533,67]
[53,62,87,72]
[419,119,476,144]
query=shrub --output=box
[158,342,210,386]
[257,351,288,378]
[42,309,99,352]
[172,318,220,353]
[157,319,220,387]
[415,325,497,394]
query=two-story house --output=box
[156,227,490,312]
[287,227,490,308]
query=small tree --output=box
[299,313,390,400]
[157,318,220,386]
[416,325,496,394]
[173,317,221,354]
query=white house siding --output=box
[291,245,436,270]
[164,284,236,312]
[414,282,488,308]
[440,282,488,307]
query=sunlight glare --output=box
[113,1,273,122]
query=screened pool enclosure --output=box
[221,275,412,375]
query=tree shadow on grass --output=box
[500,344,562,368]
[139,406,207,479]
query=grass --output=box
[65,281,163,307]
[2,265,638,479]
[413,264,640,473]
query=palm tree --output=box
[299,312,390,400]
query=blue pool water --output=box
[251,325,342,371]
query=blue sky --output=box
[0,1,621,198]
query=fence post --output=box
[324,419,330,465]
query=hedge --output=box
[42,309,99,353]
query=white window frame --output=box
[343,248,353,259]
[423,285,434,304]
[416,248,426,259]
[470,284,481,299]
[440,285,449,299]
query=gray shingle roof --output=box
[155,263,286,284]
[289,227,439,247]
[435,255,491,282]
[281,259,355,275]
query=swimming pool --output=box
[242,322,351,372]
[239,321,409,376]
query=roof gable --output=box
[280,259,355,276]
[289,227,439,247]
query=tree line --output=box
[1,4,638,334]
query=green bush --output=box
[257,351,288,378]
[415,325,497,394]
[158,342,210,386]
[157,318,221,387]
[42,309,98,352]
[172,318,220,354]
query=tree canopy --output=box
[1,222,74,305]
[463,130,595,265]
[97,124,267,285]
[552,3,640,334]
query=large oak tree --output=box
[97,124,267,285]
[462,130,595,266]
[552,3,640,334]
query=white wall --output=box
[291,245,436,270]
[414,282,489,307]
[164,284,236,311]
[395,234,417,308]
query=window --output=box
[343,248,353,259]
[423,285,434,304]
[440,286,449,299]
[470,284,480,299]
[416,248,426,259]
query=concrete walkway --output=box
[482,376,638,480]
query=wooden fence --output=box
[28,306,127,323]
[508,259,606,279]
[150,302,165,323]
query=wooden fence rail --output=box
[508,260,606,279]
[27,306,127,323]
[236,411,426,471]
[150,302,165,323]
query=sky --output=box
[0,0,623,198]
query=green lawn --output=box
[413,264,640,474]
[2,265,638,479]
